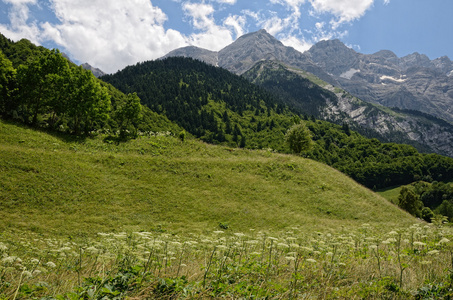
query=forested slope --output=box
[101,57,453,190]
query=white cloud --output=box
[224,14,246,37]
[182,2,238,51]
[2,0,36,4]
[0,0,41,43]
[216,0,237,4]
[40,0,187,73]
[280,35,312,52]
[309,0,374,28]
[383,0,390,5]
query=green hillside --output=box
[0,119,416,237]
[100,57,453,190]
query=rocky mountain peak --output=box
[218,29,296,74]
[81,63,106,78]
[372,50,398,59]
[307,39,359,76]
[162,46,218,66]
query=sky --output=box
[1,0,452,74]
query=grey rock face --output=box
[162,46,218,66]
[82,63,106,78]
[244,60,453,157]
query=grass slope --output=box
[0,120,417,237]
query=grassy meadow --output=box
[1,120,452,299]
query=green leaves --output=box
[285,121,313,154]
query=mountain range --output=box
[163,29,453,157]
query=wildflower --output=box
[180,264,187,267]
[217,245,228,250]
[86,246,99,253]
[277,243,289,249]
[234,233,245,238]
[438,238,450,245]
[46,261,57,268]
[301,246,314,252]
[33,270,42,276]
[326,252,333,257]
[245,240,259,245]
[213,231,224,234]
[369,245,377,250]
[306,258,317,263]
[23,271,33,278]
[413,241,426,247]
[285,256,296,261]
[268,237,278,241]
[30,258,40,264]
[0,243,7,251]
[427,250,440,256]
[388,231,398,236]
[2,256,17,264]
[290,243,300,249]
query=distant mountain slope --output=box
[306,39,453,124]
[81,63,106,78]
[163,29,453,156]
[101,56,453,189]
[243,60,453,157]
[163,30,453,123]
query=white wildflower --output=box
[2,256,17,264]
[438,238,450,245]
[33,270,42,276]
[46,261,57,268]
[277,243,289,249]
[413,241,426,247]
[306,258,317,263]
[427,250,440,256]
[86,246,99,253]
[213,231,224,234]
[285,256,296,261]
[23,271,33,278]
[30,258,40,264]
[234,233,245,238]
[0,243,7,251]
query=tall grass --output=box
[0,120,415,237]
[0,223,451,299]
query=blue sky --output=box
[1,0,452,73]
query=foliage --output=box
[398,187,423,218]
[397,181,453,222]
[101,56,294,150]
[285,121,313,154]
[304,120,453,189]
[0,50,17,115]
[0,35,180,138]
